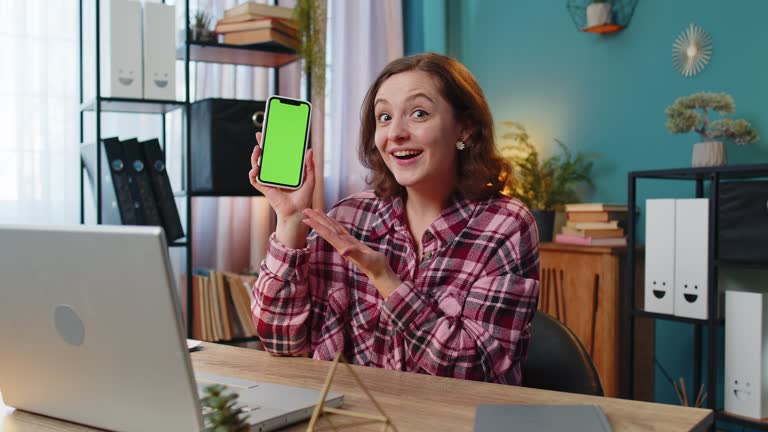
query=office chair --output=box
[521,311,605,396]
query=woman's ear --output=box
[460,126,474,144]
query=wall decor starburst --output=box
[673,23,712,77]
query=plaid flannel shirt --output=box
[252,190,540,384]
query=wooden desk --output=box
[1,343,712,431]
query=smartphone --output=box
[256,96,312,190]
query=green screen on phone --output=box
[258,97,311,188]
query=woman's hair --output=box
[358,53,512,201]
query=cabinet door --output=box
[539,244,652,400]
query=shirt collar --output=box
[369,192,479,246]
[428,192,478,246]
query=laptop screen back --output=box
[0,224,202,432]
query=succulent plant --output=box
[200,384,249,432]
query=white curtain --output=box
[0,1,80,224]
[324,0,403,208]
[188,0,301,273]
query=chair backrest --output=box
[521,311,605,396]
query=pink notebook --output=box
[555,233,627,247]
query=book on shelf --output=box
[561,226,625,239]
[215,17,298,35]
[183,269,258,342]
[566,211,628,223]
[564,203,628,212]
[555,233,627,247]
[222,27,299,49]
[223,2,295,20]
[565,220,620,230]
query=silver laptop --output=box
[0,224,342,432]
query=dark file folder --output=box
[121,138,161,227]
[140,138,184,241]
[80,137,139,225]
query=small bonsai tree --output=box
[499,121,594,211]
[665,92,759,145]
[201,384,249,432]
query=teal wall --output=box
[404,0,768,415]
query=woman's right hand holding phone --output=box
[249,131,315,249]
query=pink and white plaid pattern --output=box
[252,190,540,385]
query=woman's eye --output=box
[377,113,391,122]
[412,109,428,118]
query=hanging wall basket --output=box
[566,0,639,34]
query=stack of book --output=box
[555,203,628,247]
[181,270,259,342]
[215,2,299,50]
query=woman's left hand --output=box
[302,208,401,298]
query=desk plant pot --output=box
[692,141,726,167]
[532,210,556,242]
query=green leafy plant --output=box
[201,384,249,432]
[665,92,759,145]
[499,121,594,211]
[294,0,327,97]
[192,9,212,31]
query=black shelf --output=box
[629,164,768,180]
[80,97,186,114]
[218,336,263,345]
[79,0,307,343]
[178,41,298,68]
[716,411,768,430]
[716,258,768,270]
[169,239,188,247]
[626,163,768,430]
[632,309,716,325]
[188,190,264,198]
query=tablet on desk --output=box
[474,405,612,432]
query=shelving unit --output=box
[78,0,300,344]
[625,163,768,430]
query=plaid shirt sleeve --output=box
[378,203,540,384]
[251,233,315,355]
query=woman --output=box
[249,53,539,385]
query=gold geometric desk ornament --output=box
[306,352,398,432]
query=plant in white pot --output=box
[586,0,613,28]
[665,92,759,167]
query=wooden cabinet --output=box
[538,243,653,399]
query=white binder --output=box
[142,2,176,100]
[725,290,768,419]
[644,199,676,314]
[100,0,143,98]
[673,198,710,319]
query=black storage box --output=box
[190,98,266,195]
[718,180,768,262]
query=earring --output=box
[456,140,466,150]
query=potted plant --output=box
[294,0,327,100]
[665,92,759,167]
[586,0,613,28]
[499,121,594,242]
[201,384,249,432]
[190,9,214,42]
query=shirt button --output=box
[424,251,432,259]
